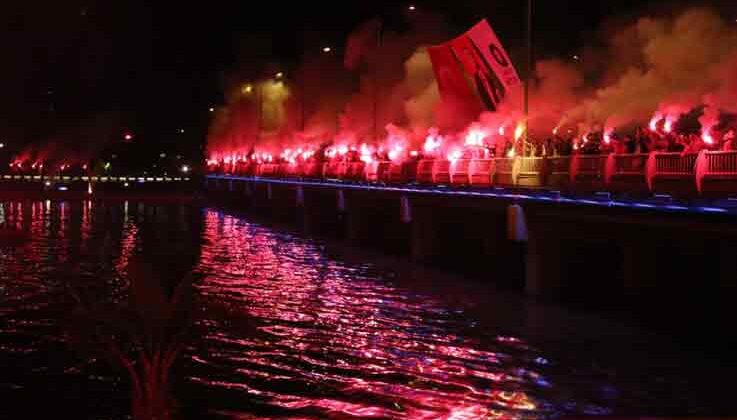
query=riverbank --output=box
[0,181,200,203]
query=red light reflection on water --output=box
[190,210,551,419]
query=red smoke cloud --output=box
[208,6,737,165]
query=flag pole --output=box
[524,0,533,145]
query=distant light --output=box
[58,186,68,191]
[124,133,133,141]
[209,107,215,112]
[178,129,185,134]
[242,84,254,94]
[573,55,580,61]
[322,46,332,53]
[181,165,190,173]
[408,5,416,11]
[275,72,284,79]
[0,143,4,148]
[123,182,129,187]
[44,181,51,187]
[160,153,167,158]
[82,164,88,170]
[104,162,111,170]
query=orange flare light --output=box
[514,123,525,141]
[465,129,486,147]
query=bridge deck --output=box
[207,175,737,217]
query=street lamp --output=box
[181,165,190,173]
[275,72,284,80]
[209,107,215,112]
[322,46,332,53]
[523,0,533,144]
[408,5,416,11]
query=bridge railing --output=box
[323,161,342,180]
[696,150,737,194]
[213,151,737,196]
[432,160,452,185]
[516,157,546,187]
[546,156,572,188]
[345,162,366,181]
[365,161,391,183]
[416,159,434,184]
[571,155,607,185]
[303,161,322,179]
[469,159,494,187]
[451,159,471,186]
[386,162,405,184]
[646,152,698,191]
[494,158,516,186]
[604,153,649,185]
[258,163,278,177]
[277,162,293,178]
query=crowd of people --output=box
[518,127,737,158]
[214,124,737,172]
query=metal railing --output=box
[416,159,435,184]
[386,163,405,184]
[451,159,471,186]
[696,150,737,193]
[365,161,391,183]
[432,160,452,185]
[494,158,516,186]
[218,152,737,196]
[346,162,366,180]
[469,159,494,187]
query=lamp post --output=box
[374,20,384,142]
[524,0,533,143]
[300,46,334,134]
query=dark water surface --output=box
[0,200,731,419]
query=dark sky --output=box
[2,0,734,155]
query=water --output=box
[0,200,731,419]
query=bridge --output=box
[0,174,195,199]
[209,151,737,198]
[0,174,192,184]
[205,171,737,308]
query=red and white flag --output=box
[450,33,506,110]
[427,43,483,125]
[466,19,521,91]
[427,43,477,104]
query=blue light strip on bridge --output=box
[207,175,737,217]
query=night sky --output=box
[2,0,734,158]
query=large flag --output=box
[450,33,506,110]
[466,20,521,91]
[430,19,520,113]
[427,44,478,106]
[427,43,483,125]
